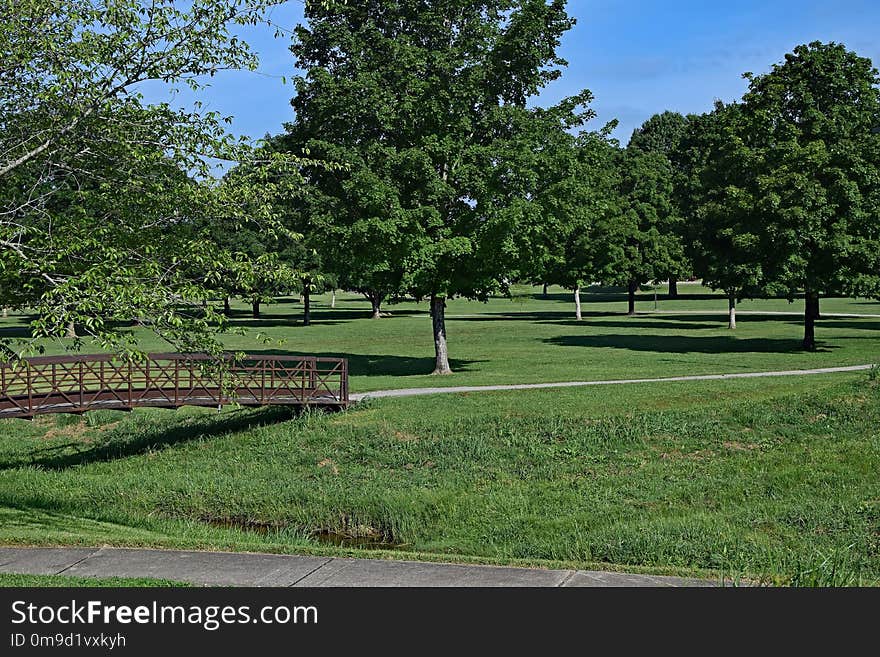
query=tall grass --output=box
[1,378,878,583]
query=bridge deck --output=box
[0,354,349,419]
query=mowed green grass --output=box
[1,284,879,393]
[0,285,878,584]
[0,374,878,584]
[0,573,185,587]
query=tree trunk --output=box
[627,281,637,316]
[65,320,77,339]
[728,293,737,330]
[330,290,336,309]
[223,297,231,316]
[669,277,678,298]
[430,294,452,375]
[542,282,548,297]
[252,300,260,319]
[574,286,582,321]
[370,293,382,320]
[302,281,311,327]
[2,307,7,318]
[803,290,819,350]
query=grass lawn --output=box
[1,284,879,393]
[0,285,878,585]
[0,573,185,587]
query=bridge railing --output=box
[0,354,349,418]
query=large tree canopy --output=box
[676,103,766,329]
[284,0,590,374]
[697,42,880,348]
[518,125,618,320]
[270,137,412,321]
[0,0,312,356]
[627,111,691,297]
[591,146,683,315]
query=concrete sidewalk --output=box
[0,547,721,587]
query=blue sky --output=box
[142,1,880,147]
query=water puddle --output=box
[311,529,406,551]
[201,516,406,550]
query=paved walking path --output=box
[638,310,880,318]
[436,310,880,319]
[0,547,721,587]
[351,364,873,401]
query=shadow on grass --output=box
[449,311,614,322]
[0,326,32,338]
[0,406,303,472]
[815,318,880,331]
[222,308,427,329]
[530,290,724,304]
[542,333,835,354]
[244,349,484,378]
[450,312,776,328]
[544,319,726,331]
[539,314,877,332]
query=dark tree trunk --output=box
[728,292,737,330]
[369,293,382,320]
[627,280,637,316]
[223,297,231,316]
[574,286,582,321]
[430,293,452,375]
[302,279,311,327]
[669,277,678,298]
[542,282,548,297]
[252,300,260,319]
[803,290,819,350]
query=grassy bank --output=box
[1,374,877,584]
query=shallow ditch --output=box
[198,515,408,551]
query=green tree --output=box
[195,214,297,320]
[279,235,333,327]
[628,110,690,155]
[285,0,587,374]
[720,42,880,348]
[677,103,766,329]
[628,111,691,297]
[521,126,618,320]
[0,0,320,356]
[275,139,410,320]
[593,148,682,316]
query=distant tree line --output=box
[243,1,880,369]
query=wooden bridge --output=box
[0,354,349,419]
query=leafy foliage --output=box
[521,126,618,295]
[282,0,590,371]
[0,0,318,356]
[683,42,880,347]
[591,146,683,311]
[677,103,766,303]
